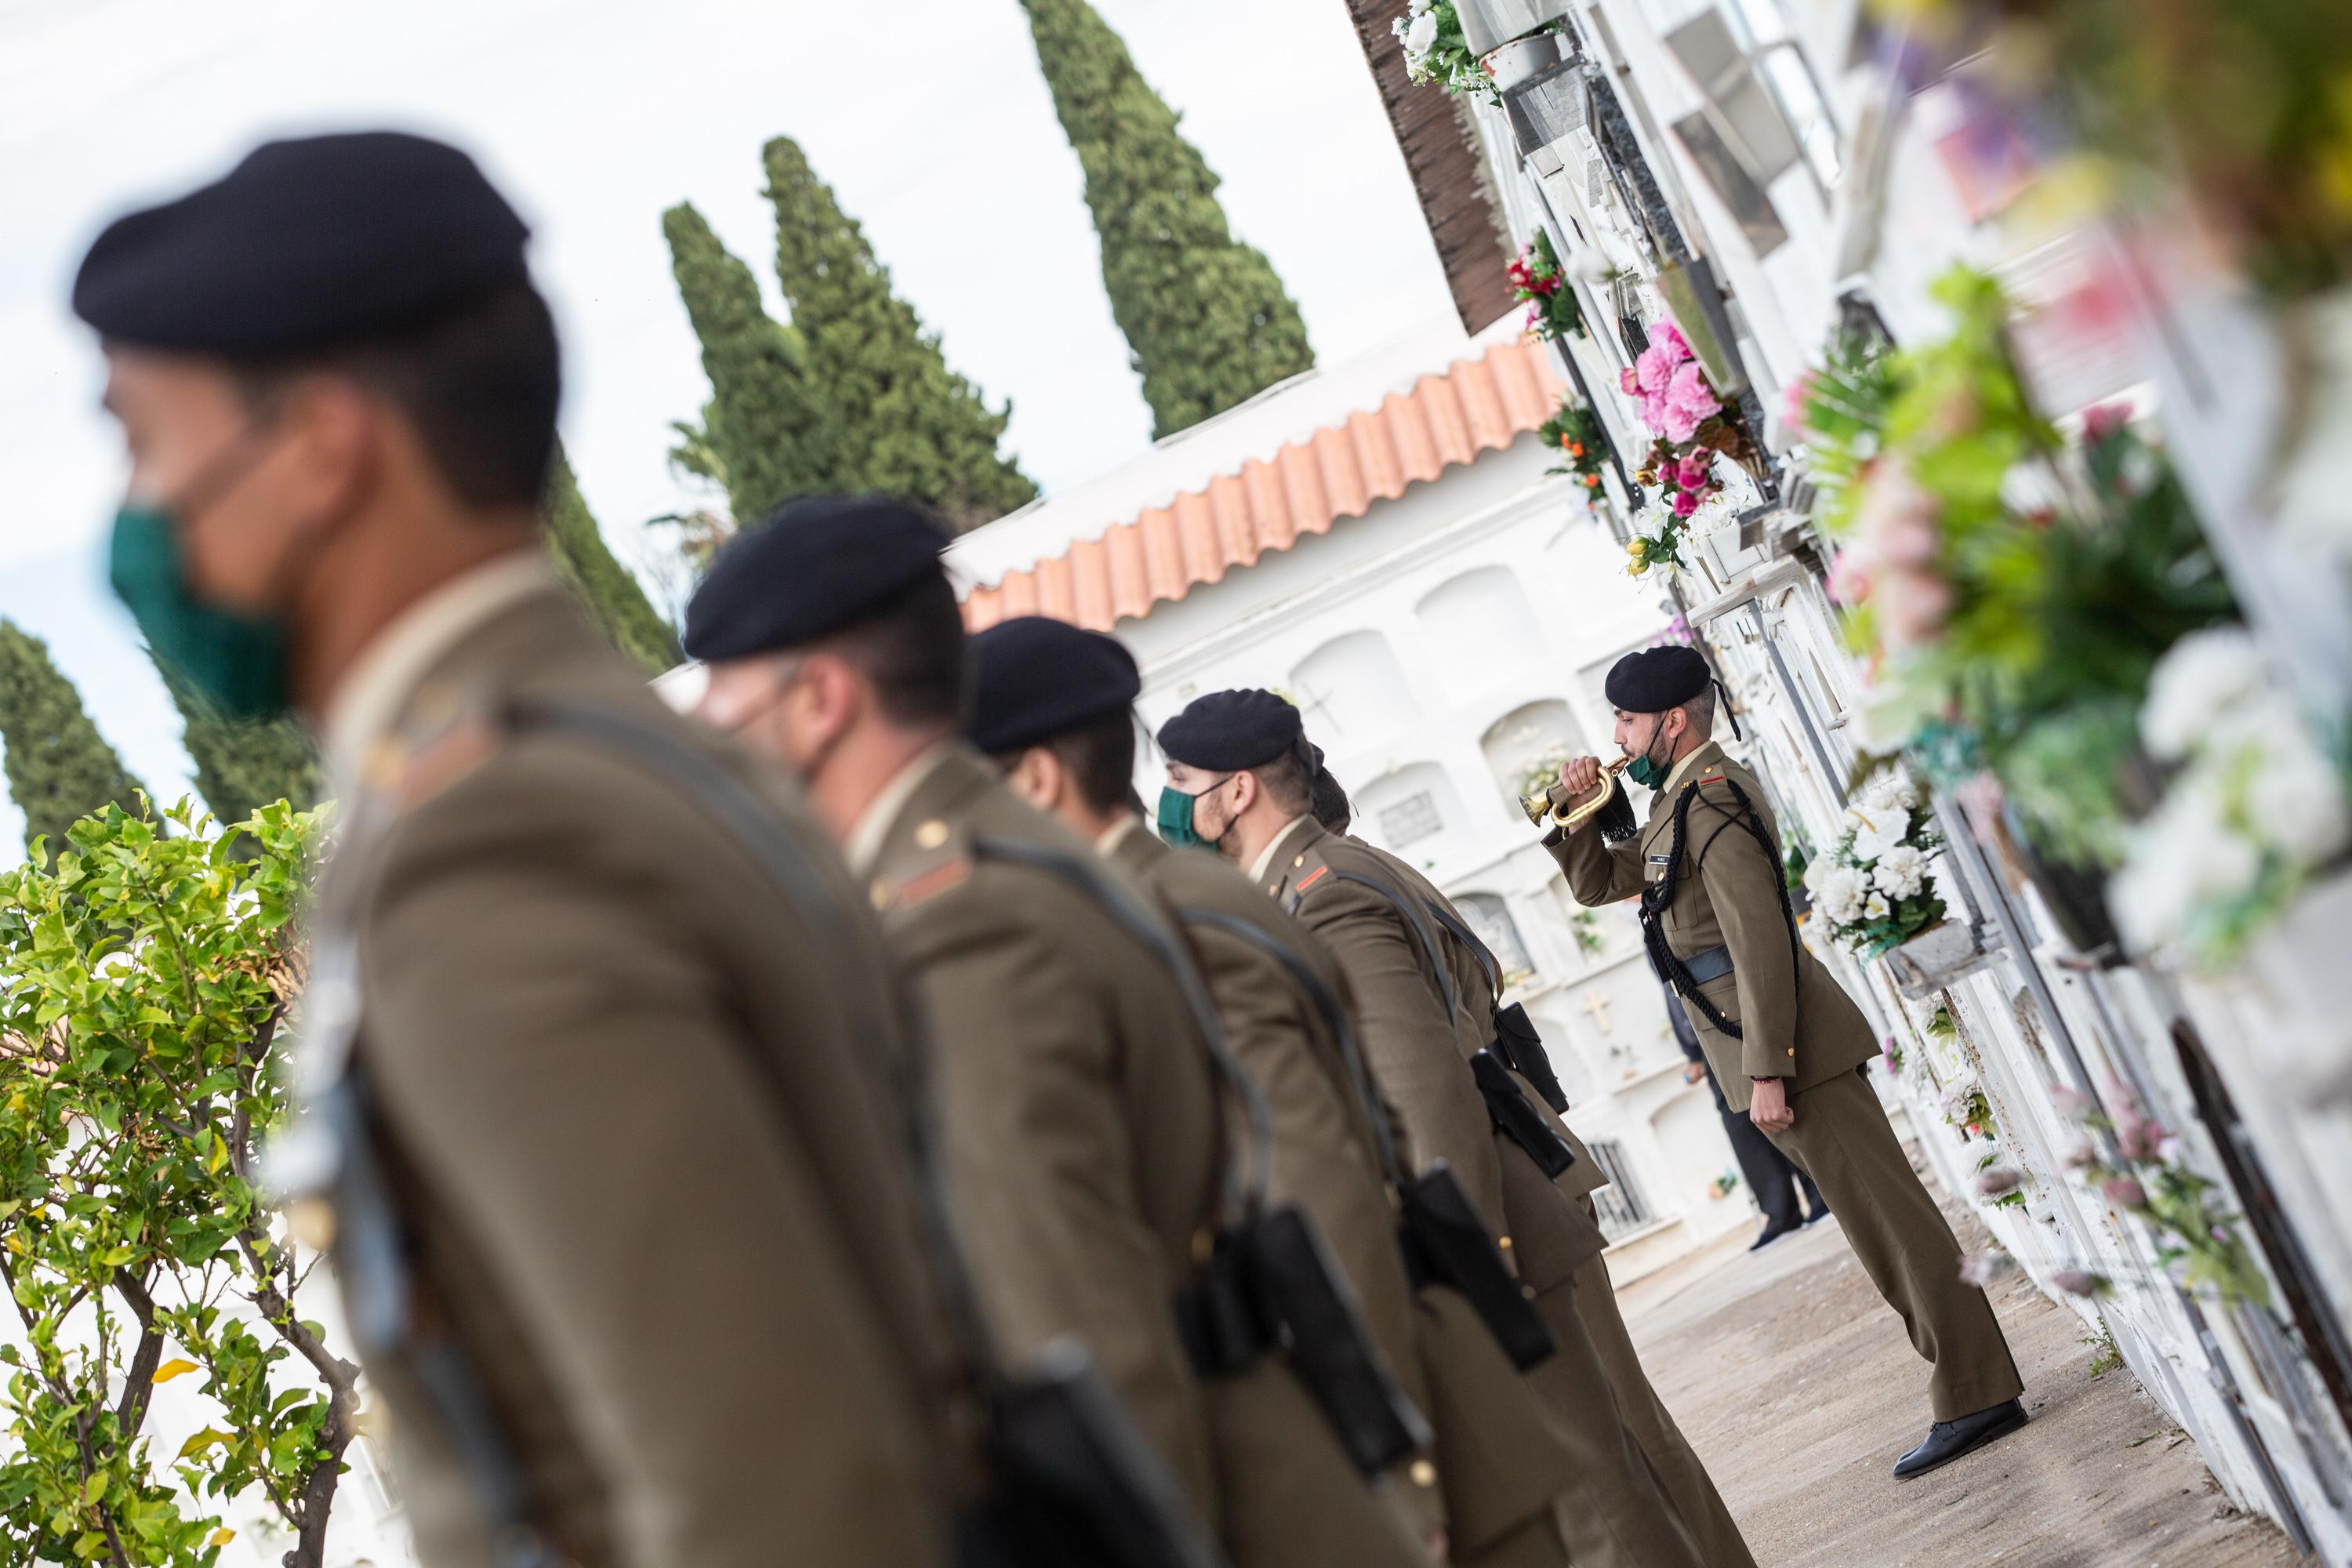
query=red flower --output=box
[1583,474,1601,488]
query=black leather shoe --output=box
[1748,1220,1800,1252]
[1893,1399,2028,1479]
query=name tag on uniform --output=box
[1646,854,1673,866]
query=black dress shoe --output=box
[1802,1205,1832,1225]
[1893,1398,2028,1479]
[1748,1220,1800,1252]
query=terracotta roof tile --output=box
[963,340,1562,633]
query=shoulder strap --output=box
[1174,906,1405,1192]
[969,834,1275,1229]
[1325,869,1460,1025]
[1419,898,1501,1007]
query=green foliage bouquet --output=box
[1391,0,1494,101]
[0,800,354,1567]
[1537,399,1607,504]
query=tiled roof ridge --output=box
[963,338,1561,632]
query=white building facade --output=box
[954,321,1760,1282]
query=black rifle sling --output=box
[1321,871,1573,1175]
[1638,774,1802,1040]
[508,702,1229,1568]
[1414,899,1574,1114]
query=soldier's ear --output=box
[1004,746,1061,813]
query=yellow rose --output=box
[1627,537,1648,556]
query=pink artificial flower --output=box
[1957,1250,2014,1288]
[1975,1167,2021,1196]
[1649,321,1692,364]
[2081,401,2132,441]
[1780,368,1819,437]
[1633,339,1681,398]
[1874,514,1938,568]
[2050,1084,2097,1124]
[1620,367,1640,396]
[2113,1109,2168,1163]
[1671,489,1699,517]
[2049,1269,2107,1298]
[2100,1175,2148,1210]
[1658,361,1720,443]
[1824,549,1870,606]
[1675,456,1710,492]
[1875,568,1955,652]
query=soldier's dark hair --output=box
[1311,767,1352,833]
[230,279,561,510]
[824,571,969,728]
[1250,748,1316,816]
[994,709,1134,815]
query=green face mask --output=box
[1156,777,1230,851]
[108,502,291,722]
[1624,720,1672,789]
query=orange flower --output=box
[1568,442,1584,456]
[1583,474,1601,488]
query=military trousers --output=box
[1523,1271,1708,1568]
[1570,1248,1757,1568]
[1764,1068,2025,1421]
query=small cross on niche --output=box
[1579,989,1615,1036]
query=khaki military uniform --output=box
[1548,739,2024,1422]
[1374,844,1757,1568]
[1259,815,1711,1568]
[1107,822,1584,1566]
[308,566,964,1568]
[863,750,1431,1567]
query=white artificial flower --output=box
[1873,843,1928,899]
[1861,770,1918,814]
[2110,768,2263,950]
[1816,866,1867,926]
[2140,625,2264,763]
[1863,892,1892,922]
[1404,9,1439,55]
[1410,0,1436,13]
[1846,801,1910,864]
[2246,720,2352,865]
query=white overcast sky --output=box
[0,0,1456,853]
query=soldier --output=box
[1160,690,1729,1568]
[74,132,964,1566]
[968,616,1589,1568]
[682,508,1434,1568]
[1544,644,2027,1479]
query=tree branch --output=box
[111,1269,165,1436]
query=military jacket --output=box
[1546,740,1877,1112]
[312,584,963,1568]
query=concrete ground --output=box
[1614,1147,2307,1568]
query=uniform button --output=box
[1294,854,1306,868]
[1409,1459,1438,1488]
[1497,1235,1512,1250]
[1521,1284,1537,1299]
[869,880,894,910]
[1266,882,1279,895]
[915,819,949,850]
[1787,1047,1796,1057]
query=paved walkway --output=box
[1615,1148,2306,1567]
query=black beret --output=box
[1157,689,1307,772]
[1604,644,1711,713]
[74,132,532,356]
[684,494,950,662]
[967,617,1140,756]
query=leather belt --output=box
[1681,944,1734,985]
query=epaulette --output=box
[869,813,973,914]
[1271,841,1334,915]
[366,680,499,817]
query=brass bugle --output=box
[1519,755,1632,828]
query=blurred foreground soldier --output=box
[971,618,1590,1568]
[1160,691,1726,1568]
[1545,645,2026,1478]
[75,132,963,1566]
[683,510,1433,1568]
[1668,989,1828,1249]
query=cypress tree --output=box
[0,621,147,858]
[761,136,1037,533]
[1020,0,1315,437]
[154,656,321,822]
[662,202,836,525]
[541,444,684,676]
